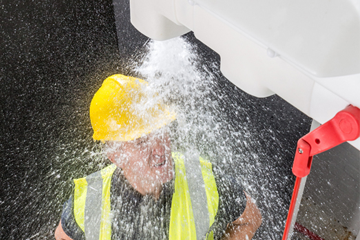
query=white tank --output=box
[129,0,360,150]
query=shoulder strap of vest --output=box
[169,152,219,240]
[199,156,219,240]
[73,164,116,240]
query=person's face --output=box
[108,128,174,196]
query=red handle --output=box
[292,105,360,178]
[283,105,360,240]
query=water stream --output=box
[134,38,312,239]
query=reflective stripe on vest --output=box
[73,164,116,240]
[169,152,219,240]
[73,153,219,240]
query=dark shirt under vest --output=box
[61,166,246,240]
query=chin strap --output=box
[282,105,360,240]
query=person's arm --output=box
[55,220,74,240]
[55,195,85,240]
[221,193,262,240]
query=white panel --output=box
[192,5,273,97]
[194,0,360,77]
[130,0,190,41]
[175,0,194,30]
[310,83,360,150]
[192,5,315,112]
[315,75,360,108]
[310,83,349,123]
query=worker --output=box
[55,74,262,240]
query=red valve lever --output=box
[283,105,360,240]
[293,105,360,178]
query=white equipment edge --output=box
[129,0,360,151]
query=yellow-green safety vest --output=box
[73,152,219,240]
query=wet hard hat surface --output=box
[90,74,176,141]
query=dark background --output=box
[1,0,311,239]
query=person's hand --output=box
[54,220,73,240]
[221,193,262,240]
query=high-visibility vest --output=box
[73,152,219,240]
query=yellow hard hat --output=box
[90,74,176,141]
